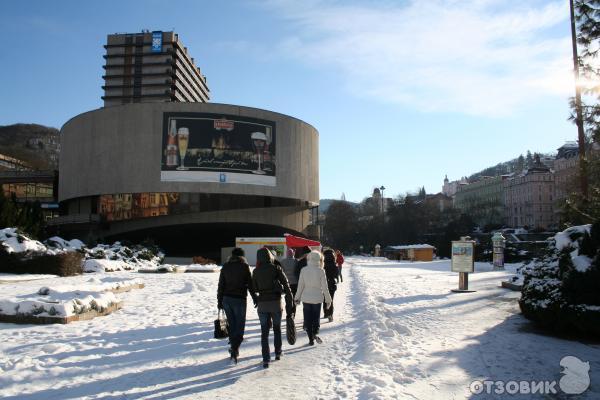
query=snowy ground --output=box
[0,258,598,399]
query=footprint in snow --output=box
[172,281,194,294]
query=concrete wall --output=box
[59,103,319,205]
[99,206,310,237]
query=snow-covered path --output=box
[1,258,599,399]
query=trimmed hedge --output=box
[0,251,84,277]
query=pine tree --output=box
[525,150,533,168]
[562,0,600,223]
[516,154,525,172]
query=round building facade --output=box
[58,102,319,259]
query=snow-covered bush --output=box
[1,228,164,273]
[0,229,84,276]
[0,228,46,255]
[81,242,164,271]
[519,222,600,336]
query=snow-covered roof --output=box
[386,244,436,250]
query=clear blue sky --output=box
[0,0,578,202]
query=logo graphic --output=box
[559,356,591,395]
[214,118,234,131]
[470,355,591,396]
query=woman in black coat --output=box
[322,248,338,322]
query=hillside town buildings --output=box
[504,155,555,229]
[446,144,584,230]
[454,175,506,228]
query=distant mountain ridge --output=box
[0,124,59,170]
[468,151,554,183]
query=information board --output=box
[451,241,475,273]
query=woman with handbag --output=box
[217,247,257,363]
[295,250,333,346]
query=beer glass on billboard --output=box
[177,127,189,170]
[251,131,267,175]
[166,120,178,167]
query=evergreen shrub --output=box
[0,250,84,277]
[519,222,600,336]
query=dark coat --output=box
[323,250,338,293]
[217,256,257,304]
[252,248,294,310]
[294,246,311,279]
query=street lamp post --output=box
[379,185,386,215]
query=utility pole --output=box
[379,185,386,217]
[570,0,589,199]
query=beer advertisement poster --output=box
[160,112,276,186]
[451,241,475,273]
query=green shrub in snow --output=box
[90,249,105,259]
[519,222,600,336]
[0,250,84,277]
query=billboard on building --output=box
[151,31,162,52]
[161,112,276,186]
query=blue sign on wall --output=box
[151,31,162,53]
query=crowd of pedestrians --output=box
[216,245,345,368]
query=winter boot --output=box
[228,348,238,363]
[328,315,333,322]
[314,335,323,344]
[275,352,281,361]
[263,361,269,369]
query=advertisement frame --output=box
[160,112,277,186]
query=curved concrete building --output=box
[57,103,319,258]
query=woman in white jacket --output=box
[295,250,333,345]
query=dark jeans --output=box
[324,290,336,318]
[290,284,298,297]
[303,302,321,340]
[222,296,247,351]
[258,311,282,362]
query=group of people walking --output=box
[216,246,344,368]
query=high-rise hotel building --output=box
[102,31,210,107]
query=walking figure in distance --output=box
[217,247,257,363]
[252,247,295,368]
[335,249,344,283]
[295,250,332,345]
[323,248,338,322]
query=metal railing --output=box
[46,214,101,226]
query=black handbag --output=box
[286,314,296,345]
[213,310,229,339]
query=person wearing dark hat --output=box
[252,247,294,368]
[294,245,312,281]
[217,247,257,363]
